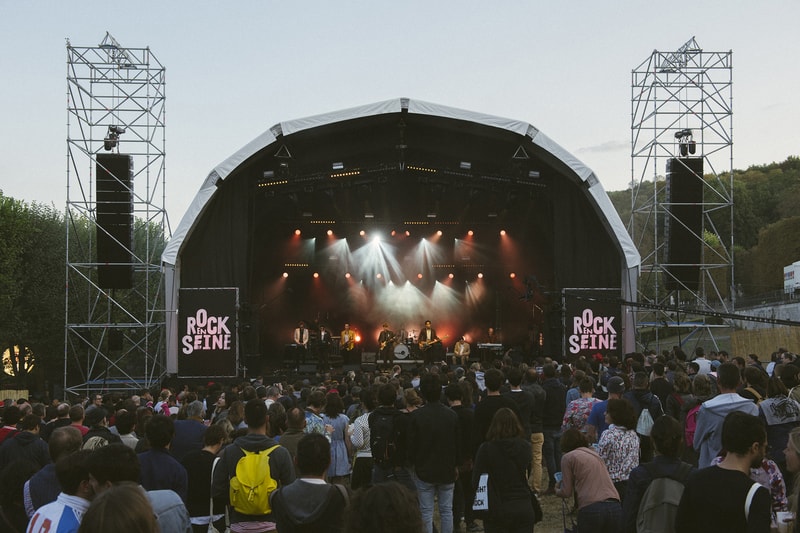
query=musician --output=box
[378,322,395,367]
[453,335,470,367]
[317,325,332,371]
[418,320,443,365]
[293,321,309,368]
[487,327,499,344]
[481,326,501,364]
[340,323,356,364]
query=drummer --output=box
[377,322,396,368]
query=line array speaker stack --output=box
[96,153,133,289]
[664,157,703,291]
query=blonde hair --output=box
[403,388,422,408]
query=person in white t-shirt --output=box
[693,347,712,375]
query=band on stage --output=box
[290,319,505,369]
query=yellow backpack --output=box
[229,445,280,515]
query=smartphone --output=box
[554,472,563,483]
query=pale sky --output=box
[1,1,798,225]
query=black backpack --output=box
[369,409,401,466]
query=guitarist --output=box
[418,320,443,365]
[340,323,356,364]
[378,322,395,368]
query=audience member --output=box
[472,407,535,533]
[270,433,350,532]
[349,387,375,491]
[598,398,640,501]
[87,443,191,532]
[211,399,295,531]
[555,428,621,532]
[342,481,424,533]
[77,482,158,533]
[541,363,567,494]
[171,401,207,461]
[676,411,771,532]
[322,392,352,484]
[27,450,93,533]
[24,426,83,517]
[280,407,307,460]
[181,424,228,532]
[409,373,460,533]
[694,363,759,468]
[0,414,50,471]
[137,414,188,501]
[621,415,694,533]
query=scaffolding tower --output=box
[630,37,734,353]
[65,32,168,396]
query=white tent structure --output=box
[163,98,639,375]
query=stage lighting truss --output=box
[255,160,545,193]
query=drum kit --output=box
[390,328,420,360]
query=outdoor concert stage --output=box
[162,99,639,379]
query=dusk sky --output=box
[1,1,798,226]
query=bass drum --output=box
[394,344,410,360]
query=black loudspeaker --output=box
[664,157,703,291]
[96,154,133,289]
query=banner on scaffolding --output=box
[178,287,238,377]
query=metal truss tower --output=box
[630,37,734,353]
[65,32,168,396]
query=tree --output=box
[0,191,66,388]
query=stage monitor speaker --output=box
[96,154,133,289]
[664,157,703,291]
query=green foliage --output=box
[614,156,800,299]
[0,191,65,387]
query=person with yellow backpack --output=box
[212,399,295,531]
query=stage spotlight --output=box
[405,230,410,237]
[377,273,383,279]
[500,230,507,236]
[359,230,366,237]
[103,125,126,151]
[332,162,344,170]
[467,230,474,236]
[372,235,380,244]
[282,272,289,278]
[294,229,301,236]
[391,230,396,237]
[460,161,472,170]
[417,273,423,279]
[478,272,484,279]
[436,230,443,236]
[313,272,319,279]
[509,272,516,279]
[345,272,351,279]
[327,230,333,236]
[448,273,454,279]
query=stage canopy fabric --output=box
[163,98,639,374]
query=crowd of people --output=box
[1,346,800,532]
